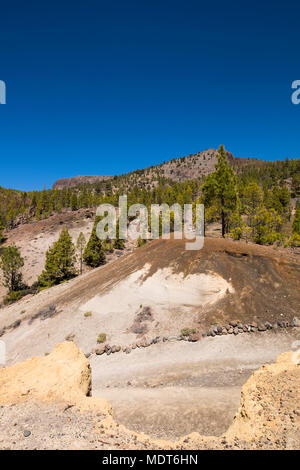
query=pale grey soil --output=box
[0,329,299,449]
[91,329,300,440]
[0,401,103,450]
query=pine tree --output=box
[0,219,5,244]
[201,145,238,236]
[113,219,125,250]
[241,181,263,226]
[38,229,77,287]
[76,232,86,275]
[251,206,282,245]
[292,200,300,235]
[229,207,244,240]
[83,218,106,267]
[0,245,24,293]
[71,193,78,211]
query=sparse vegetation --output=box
[0,245,25,293]
[201,145,238,237]
[181,327,197,337]
[84,311,92,317]
[76,232,86,275]
[0,149,299,261]
[3,290,25,305]
[97,333,107,343]
[38,229,77,288]
[83,217,106,267]
[137,236,146,247]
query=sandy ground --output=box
[91,329,300,440]
[0,341,299,450]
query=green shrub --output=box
[137,236,146,247]
[3,290,24,305]
[181,327,196,337]
[287,233,300,247]
[230,226,243,240]
[84,311,92,317]
[97,333,107,343]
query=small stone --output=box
[168,336,178,342]
[95,346,106,355]
[258,324,267,331]
[233,327,239,335]
[188,333,200,342]
[23,430,31,438]
[292,317,300,327]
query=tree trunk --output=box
[221,211,225,237]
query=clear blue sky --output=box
[0,0,299,191]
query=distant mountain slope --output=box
[51,148,265,188]
[53,175,111,189]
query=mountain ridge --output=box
[51,148,265,189]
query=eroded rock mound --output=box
[0,342,95,408]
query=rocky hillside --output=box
[52,175,111,189]
[51,148,265,188]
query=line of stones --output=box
[85,317,300,358]
[204,318,299,337]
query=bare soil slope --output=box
[0,237,299,365]
[0,209,95,303]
